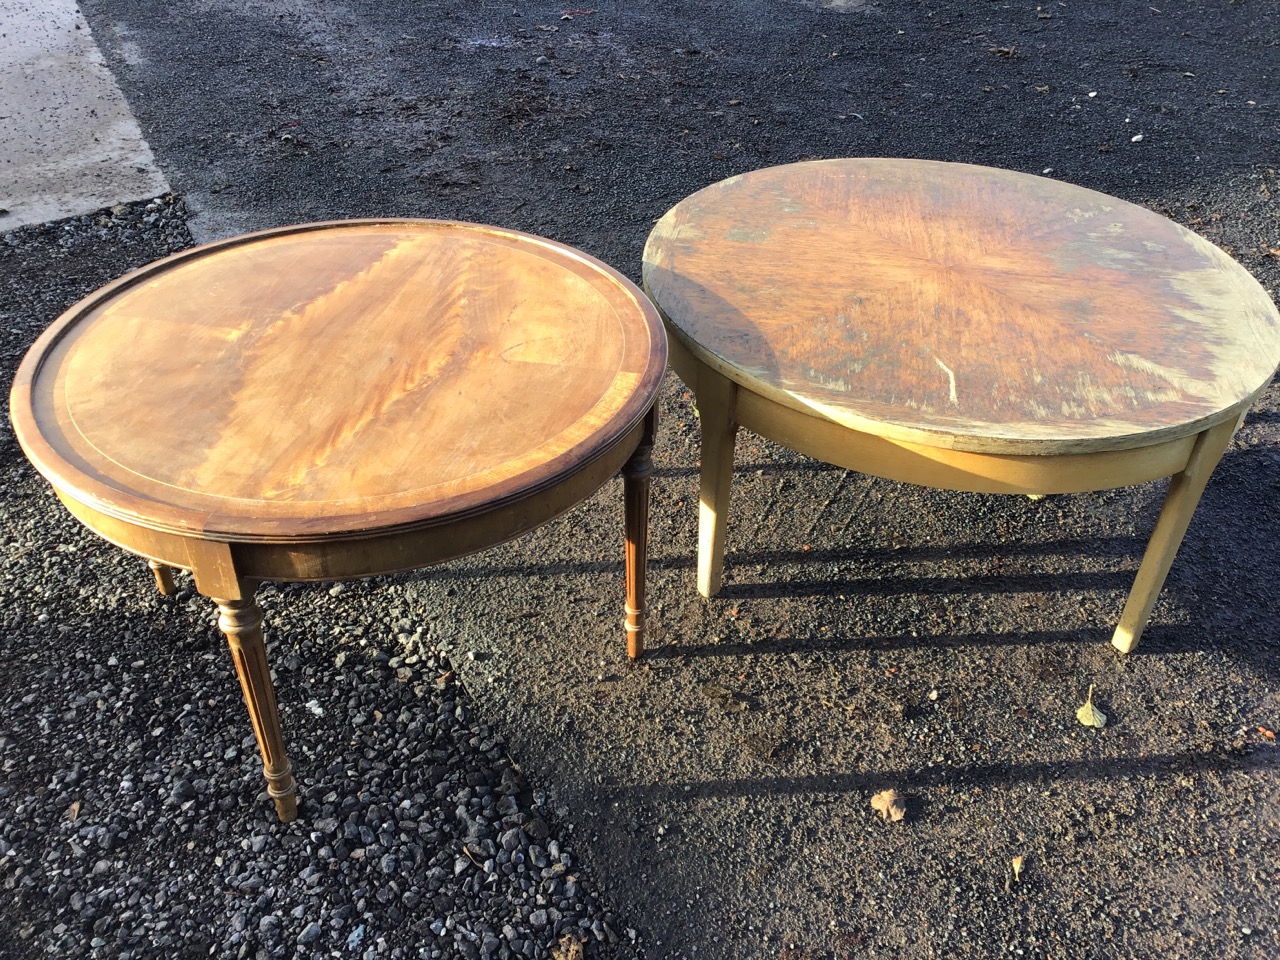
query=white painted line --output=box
[0,0,169,230]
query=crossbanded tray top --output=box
[643,159,1280,454]
[12,220,666,540]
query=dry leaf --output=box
[551,934,585,960]
[1011,855,1025,882]
[1076,685,1107,729]
[65,800,81,822]
[870,789,905,822]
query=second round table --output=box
[643,158,1280,653]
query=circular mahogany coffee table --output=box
[11,219,666,821]
[643,159,1280,653]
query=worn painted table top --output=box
[643,159,1280,454]
[11,220,666,539]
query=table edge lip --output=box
[10,217,668,540]
[655,312,1270,456]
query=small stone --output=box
[298,922,322,945]
[499,828,524,852]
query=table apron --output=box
[51,415,647,590]
[734,388,1202,494]
[55,492,246,597]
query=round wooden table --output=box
[11,219,667,821]
[643,159,1280,653]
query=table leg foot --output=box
[622,406,658,659]
[148,560,177,596]
[272,792,298,822]
[1110,417,1238,654]
[696,374,738,598]
[214,593,298,821]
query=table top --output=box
[11,219,666,540]
[643,158,1280,454]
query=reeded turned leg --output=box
[213,593,298,821]
[1111,416,1239,654]
[696,372,739,598]
[622,406,658,659]
[148,560,177,596]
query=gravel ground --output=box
[4,1,1280,959]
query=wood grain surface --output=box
[643,159,1280,454]
[12,220,666,539]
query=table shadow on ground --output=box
[651,459,846,479]
[645,626,1106,659]
[413,534,1147,582]
[594,746,1278,815]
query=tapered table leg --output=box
[213,593,298,820]
[696,372,739,598]
[1111,416,1239,654]
[622,406,659,659]
[148,560,177,596]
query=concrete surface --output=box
[0,0,167,230]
